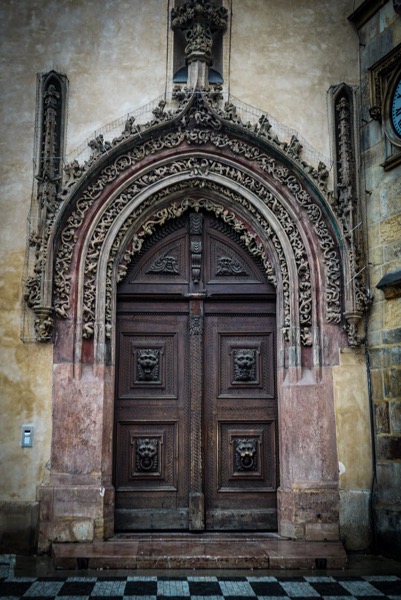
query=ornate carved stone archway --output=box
[31,87,367,549]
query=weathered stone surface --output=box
[51,363,107,475]
[339,489,371,551]
[383,327,401,345]
[278,488,340,541]
[333,351,372,490]
[39,518,94,552]
[376,436,401,461]
[0,501,39,554]
[279,368,339,488]
[383,368,401,399]
[390,401,401,434]
[305,522,340,542]
[375,463,401,505]
[375,402,390,434]
[0,0,395,561]
[374,505,401,561]
[370,369,383,401]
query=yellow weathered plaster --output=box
[0,252,53,502]
[230,0,359,159]
[333,349,372,491]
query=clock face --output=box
[391,78,401,137]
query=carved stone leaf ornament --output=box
[65,94,320,341]
[26,82,366,349]
[171,0,228,64]
[146,251,179,274]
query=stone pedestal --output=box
[277,367,340,542]
[38,485,114,553]
[38,361,115,552]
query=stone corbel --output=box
[376,270,401,300]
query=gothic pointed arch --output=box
[32,87,365,549]
[29,87,366,352]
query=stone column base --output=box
[278,487,340,541]
[37,484,114,553]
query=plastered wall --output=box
[0,0,374,552]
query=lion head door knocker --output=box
[136,438,159,473]
[233,349,257,382]
[136,349,160,381]
[234,438,258,472]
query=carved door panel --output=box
[204,306,277,530]
[114,308,191,530]
[114,212,278,531]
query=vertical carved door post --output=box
[189,299,205,530]
[188,212,205,530]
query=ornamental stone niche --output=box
[27,75,363,549]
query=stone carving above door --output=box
[146,251,180,275]
[24,83,367,351]
[216,256,247,277]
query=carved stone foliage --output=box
[58,87,330,201]
[83,158,317,343]
[190,315,204,336]
[171,0,228,65]
[27,86,362,347]
[57,150,339,345]
[216,256,247,276]
[24,71,68,341]
[331,84,368,345]
[146,251,179,275]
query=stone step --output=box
[52,535,347,570]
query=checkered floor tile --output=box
[0,574,400,599]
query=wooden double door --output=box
[114,212,278,531]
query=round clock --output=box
[383,70,401,147]
[391,77,401,137]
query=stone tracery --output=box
[25,86,366,351]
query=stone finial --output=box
[171,0,228,66]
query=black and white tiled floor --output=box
[1,574,400,599]
[1,556,401,600]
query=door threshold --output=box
[52,535,347,570]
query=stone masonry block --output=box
[390,401,401,434]
[380,214,401,245]
[383,327,401,345]
[384,368,401,398]
[305,522,340,542]
[370,369,383,401]
[339,489,371,551]
[375,402,390,434]
[376,463,401,504]
[376,435,401,460]
[0,502,39,554]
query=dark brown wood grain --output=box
[114,212,277,531]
